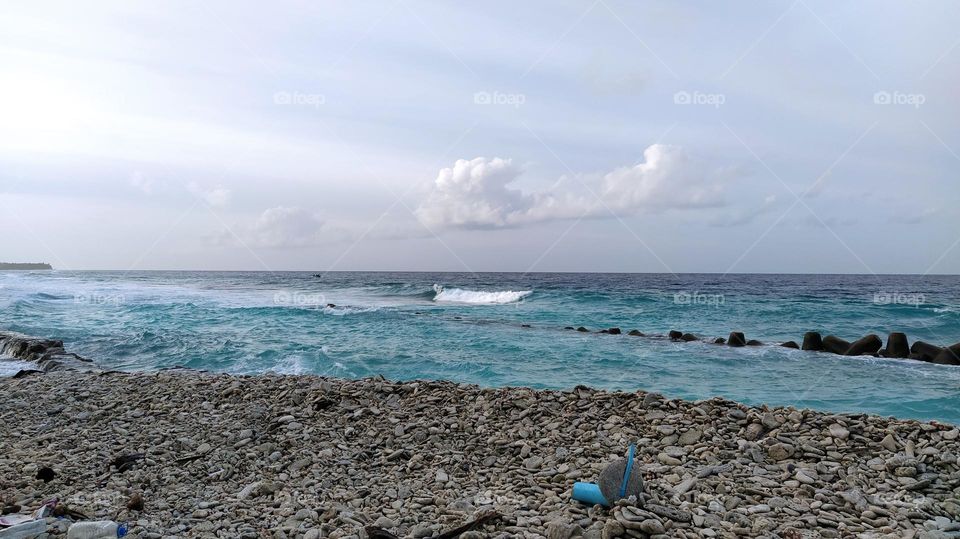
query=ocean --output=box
[2,271,959,423]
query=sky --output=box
[1,1,959,273]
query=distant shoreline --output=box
[0,262,52,270]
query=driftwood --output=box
[364,529,399,539]
[365,511,503,539]
[175,454,204,464]
[436,510,502,538]
[364,510,502,539]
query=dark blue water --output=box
[2,271,959,423]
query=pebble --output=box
[0,371,956,539]
[829,423,850,440]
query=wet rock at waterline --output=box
[727,332,746,347]
[910,341,942,362]
[801,331,824,351]
[933,343,960,365]
[0,331,96,373]
[845,334,882,356]
[884,332,910,358]
[822,335,852,355]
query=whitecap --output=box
[322,305,382,316]
[432,284,532,304]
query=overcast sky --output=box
[2,1,959,273]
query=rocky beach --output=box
[2,368,959,539]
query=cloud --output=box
[187,182,231,207]
[600,145,725,212]
[245,206,330,248]
[415,145,729,230]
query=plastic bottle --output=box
[0,519,47,539]
[66,521,127,539]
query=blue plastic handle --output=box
[619,444,636,498]
[572,482,609,507]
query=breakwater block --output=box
[884,333,910,358]
[802,332,823,351]
[933,343,960,365]
[846,334,882,356]
[727,332,746,347]
[910,341,941,362]
[822,335,851,355]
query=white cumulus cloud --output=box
[247,206,328,248]
[414,157,534,229]
[600,144,724,212]
[187,182,232,207]
[415,144,729,230]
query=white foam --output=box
[0,359,37,377]
[432,284,532,305]
[267,355,308,375]
[322,305,382,316]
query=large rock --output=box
[884,332,910,358]
[681,333,699,342]
[822,335,851,355]
[845,334,882,356]
[933,343,960,365]
[0,331,95,372]
[910,341,941,362]
[627,329,644,336]
[607,327,622,335]
[801,332,824,351]
[727,332,746,347]
[598,457,643,504]
[669,330,683,341]
[780,341,799,349]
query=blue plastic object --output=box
[572,482,609,507]
[619,444,636,498]
[117,524,128,537]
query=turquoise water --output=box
[2,271,959,424]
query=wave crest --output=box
[432,284,532,304]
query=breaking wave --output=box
[432,284,532,304]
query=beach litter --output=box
[572,444,644,507]
[0,499,56,539]
[65,521,127,539]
